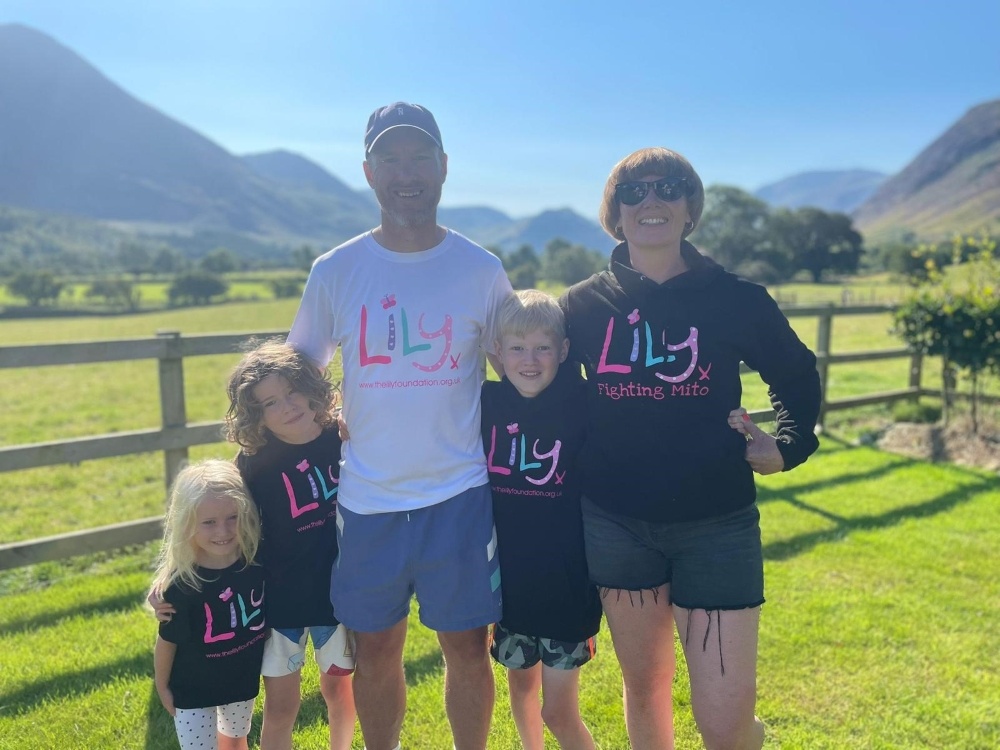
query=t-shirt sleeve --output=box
[482,265,514,351]
[157,583,193,645]
[288,267,337,368]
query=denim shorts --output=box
[331,483,502,632]
[581,497,764,611]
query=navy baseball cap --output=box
[364,102,443,155]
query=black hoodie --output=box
[560,241,820,523]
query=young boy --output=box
[482,290,601,750]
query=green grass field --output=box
[2,286,999,748]
[1,440,997,749]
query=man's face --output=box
[364,128,447,229]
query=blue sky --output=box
[3,0,998,219]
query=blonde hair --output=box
[225,338,337,455]
[495,289,566,344]
[149,459,260,596]
[598,147,705,242]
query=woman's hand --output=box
[147,589,176,623]
[727,408,785,475]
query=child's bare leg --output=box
[217,734,248,750]
[261,672,302,750]
[320,670,356,750]
[539,664,595,750]
[507,664,544,750]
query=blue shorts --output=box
[331,483,502,632]
[581,498,764,611]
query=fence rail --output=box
[0,305,943,570]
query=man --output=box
[288,102,512,750]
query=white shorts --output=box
[261,624,355,677]
[173,699,254,748]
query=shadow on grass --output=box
[0,652,151,715]
[760,448,996,561]
[404,647,446,687]
[0,590,145,638]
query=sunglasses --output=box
[615,177,691,206]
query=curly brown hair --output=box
[225,339,337,454]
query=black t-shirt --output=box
[159,559,266,709]
[481,366,601,642]
[237,427,342,629]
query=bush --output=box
[891,400,942,424]
[269,278,303,299]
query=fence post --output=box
[157,330,187,496]
[815,304,833,431]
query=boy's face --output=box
[496,329,569,399]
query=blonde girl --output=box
[151,459,265,750]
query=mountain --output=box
[476,209,617,255]
[0,23,634,258]
[755,170,886,213]
[0,24,379,243]
[242,151,611,253]
[853,100,1000,241]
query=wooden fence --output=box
[0,304,937,571]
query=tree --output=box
[893,234,1000,431]
[693,186,774,276]
[199,247,239,274]
[168,272,229,306]
[6,270,64,306]
[269,278,304,299]
[502,244,541,289]
[117,242,152,279]
[771,208,863,283]
[540,239,604,285]
[292,245,318,272]
[151,247,186,275]
[85,278,140,310]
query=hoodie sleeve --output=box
[739,284,821,471]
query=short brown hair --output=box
[225,339,337,454]
[598,148,705,243]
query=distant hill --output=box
[853,99,1000,241]
[0,23,689,259]
[0,24,376,244]
[755,170,886,213]
[476,209,616,255]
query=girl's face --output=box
[252,373,322,444]
[192,493,241,568]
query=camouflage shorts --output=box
[490,622,596,670]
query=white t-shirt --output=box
[288,229,513,514]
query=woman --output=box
[560,148,820,750]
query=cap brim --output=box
[366,124,442,154]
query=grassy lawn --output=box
[1,440,997,748]
[2,283,999,748]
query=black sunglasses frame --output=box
[615,178,691,206]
